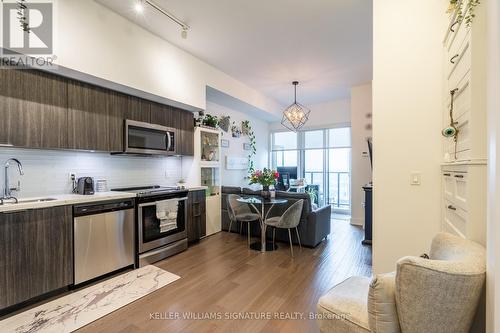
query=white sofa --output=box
[317,233,486,333]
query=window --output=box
[273,131,297,150]
[329,128,351,147]
[271,127,352,212]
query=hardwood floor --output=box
[79,219,372,333]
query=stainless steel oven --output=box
[112,186,189,267]
[138,196,187,253]
[124,120,177,155]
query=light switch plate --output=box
[410,172,421,185]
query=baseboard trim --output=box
[349,217,364,227]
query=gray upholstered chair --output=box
[317,233,486,333]
[264,199,304,257]
[227,194,261,245]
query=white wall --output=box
[0,148,181,197]
[372,0,445,273]
[205,101,269,187]
[350,83,372,226]
[53,0,281,116]
[269,98,351,131]
[486,0,500,331]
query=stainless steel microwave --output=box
[124,120,177,155]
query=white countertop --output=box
[187,186,208,192]
[0,191,137,213]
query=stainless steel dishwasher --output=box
[73,199,135,285]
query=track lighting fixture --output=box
[133,0,190,39]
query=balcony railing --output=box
[304,171,350,210]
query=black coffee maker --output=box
[76,177,95,195]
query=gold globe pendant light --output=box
[281,81,311,132]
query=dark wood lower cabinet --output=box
[187,190,207,243]
[0,206,73,310]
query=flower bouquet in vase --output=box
[249,168,279,199]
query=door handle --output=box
[454,174,465,178]
[450,54,459,64]
[447,205,457,211]
[166,132,171,151]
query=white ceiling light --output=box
[135,0,190,39]
[281,81,311,132]
[134,0,144,13]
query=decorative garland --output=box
[242,120,256,174]
[448,0,480,27]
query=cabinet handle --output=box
[443,173,451,176]
[450,21,459,32]
[454,174,465,178]
[450,54,459,64]
[447,205,457,211]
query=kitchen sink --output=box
[0,198,58,206]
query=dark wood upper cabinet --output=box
[150,102,172,127]
[0,68,195,155]
[179,110,195,156]
[107,91,129,152]
[0,69,68,149]
[67,81,110,151]
[0,206,73,310]
[126,96,151,123]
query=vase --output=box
[261,185,270,199]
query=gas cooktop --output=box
[112,185,187,197]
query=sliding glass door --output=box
[327,128,351,211]
[271,127,352,213]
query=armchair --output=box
[317,233,486,333]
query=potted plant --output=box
[202,114,219,128]
[249,168,279,198]
[307,187,318,205]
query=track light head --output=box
[181,26,188,39]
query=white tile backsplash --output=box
[0,148,182,198]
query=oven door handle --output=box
[138,197,188,208]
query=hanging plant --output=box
[447,0,480,27]
[241,120,251,136]
[231,122,241,138]
[218,115,230,132]
[243,120,257,174]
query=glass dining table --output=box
[236,196,288,253]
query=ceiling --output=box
[97,0,373,107]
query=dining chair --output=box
[264,199,304,257]
[227,194,261,245]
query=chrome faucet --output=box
[1,158,24,204]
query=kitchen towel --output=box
[156,200,178,232]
